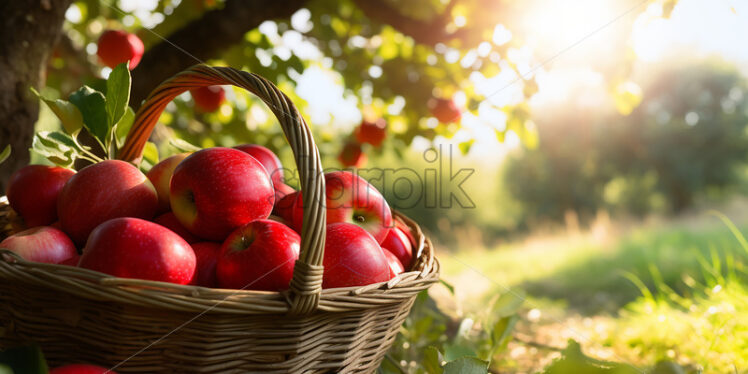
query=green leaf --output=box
[377,358,403,374]
[105,62,131,129]
[458,140,475,155]
[0,363,13,374]
[651,361,687,374]
[542,340,641,374]
[439,279,455,295]
[287,54,305,75]
[495,129,505,143]
[423,346,444,374]
[0,145,10,165]
[443,357,488,374]
[69,86,108,144]
[115,106,136,147]
[491,315,518,354]
[169,138,201,152]
[45,131,81,151]
[443,343,476,362]
[31,131,84,168]
[490,291,525,319]
[30,87,84,134]
[0,345,49,374]
[142,141,159,166]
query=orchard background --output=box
[1,0,747,373]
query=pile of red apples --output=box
[1,145,415,290]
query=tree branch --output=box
[130,0,308,108]
[351,0,469,47]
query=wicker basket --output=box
[0,65,439,373]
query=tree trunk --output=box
[130,0,307,108]
[0,0,72,191]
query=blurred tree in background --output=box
[1,0,669,190]
[504,60,748,224]
[0,0,537,188]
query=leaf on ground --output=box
[443,357,488,374]
[443,343,477,362]
[491,314,518,354]
[423,346,444,374]
[542,340,641,374]
[490,291,525,319]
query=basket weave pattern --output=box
[0,65,439,373]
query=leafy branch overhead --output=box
[108,0,539,150]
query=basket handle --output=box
[118,65,326,315]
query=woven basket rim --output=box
[0,196,439,315]
[0,65,440,317]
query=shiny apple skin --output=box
[322,223,390,289]
[6,165,75,227]
[57,160,158,246]
[380,226,413,270]
[169,147,274,241]
[79,217,196,285]
[0,226,77,264]
[216,219,300,291]
[146,153,190,213]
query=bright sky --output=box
[464,0,748,161]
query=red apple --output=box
[50,364,115,374]
[395,218,417,248]
[428,97,461,123]
[190,242,220,287]
[272,186,297,220]
[383,248,404,277]
[57,160,158,245]
[322,223,390,288]
[60,254,80,266]
[234,144,285,187]
[0,226,77,264]
[146,153,191,213]
[274,182,295,204]
[96,30,144,69]
[190,85,225,112]
[338,141,367,168]
[79,217,195,284]
[289,171,392,242]
[154,212,200,244]
[216,219,300,291]
[380,226,413,270]
[170,147,274,241]
[355,118,387,147]
[6,165,75,227]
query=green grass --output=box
[599,214,748,373]
[437,212,748,372]
[605,279,748,373]
[441,218,748,314]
